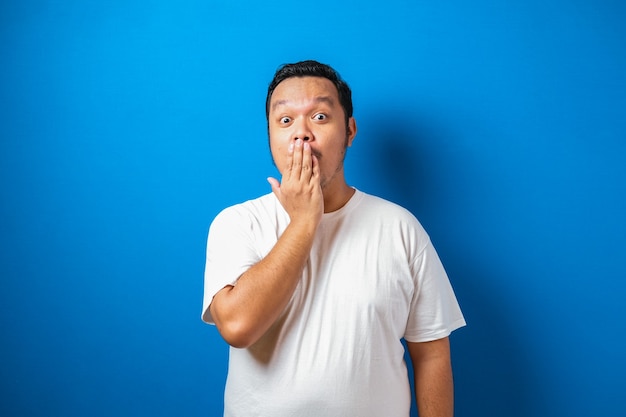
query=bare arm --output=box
[406,337,455,417]
[209,139,323,348]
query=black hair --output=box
[265,60,353,126]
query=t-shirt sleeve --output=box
[201,206,261,324]
[404,240,466,342]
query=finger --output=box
[284,142,295,181]
[292,139,303,180]
[301,142,312,180]
[311,154,320,174]
[311,154,320,183]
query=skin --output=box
[267,76,357,212]
[408,337,455,417]
[209,76,455,416]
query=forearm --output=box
[408,338,455,417]
[415,358,454,417]
[210,218,317,348]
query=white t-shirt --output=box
[202,189,465,417]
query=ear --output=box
[347,117,357,147]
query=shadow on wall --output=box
[363,111,535,417]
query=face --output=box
[268,76,357,190]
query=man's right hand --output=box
[267,138,323,228]
[211,138,323,349]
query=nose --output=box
[293,118,313,142]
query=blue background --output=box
[2,1,625,416]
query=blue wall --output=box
[2,1,625,416]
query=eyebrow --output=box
[271,96,335,112]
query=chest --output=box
[294,223,415,335]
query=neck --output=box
[322,181,355,213]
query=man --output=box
[202,60,465,417]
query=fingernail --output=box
[288,143,294,152]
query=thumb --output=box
[267,177,281,197]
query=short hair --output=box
[265,60,353,126]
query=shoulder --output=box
[213,193,278,221]
[354,190,431,252]
[359,191,411,211]
[357,190,422,225]
[209,193,282,233]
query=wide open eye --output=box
[280,116,292,124]
[313,113,327,121]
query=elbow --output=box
[217,319,260,349]
[209,289,266,349]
